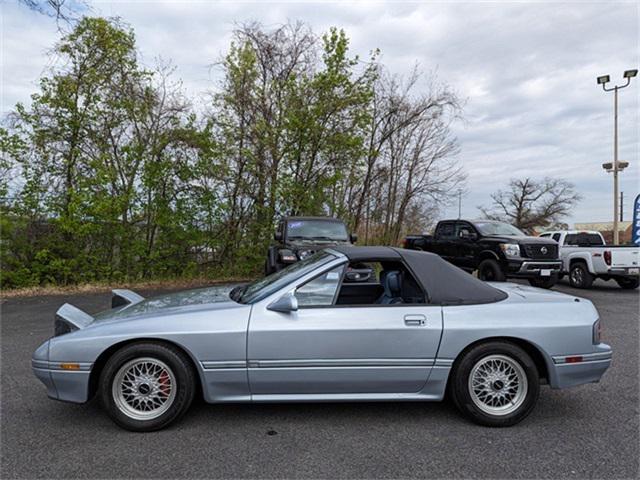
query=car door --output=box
[247,264,444,396]
[454,221,479,270]
[434,222,456,261]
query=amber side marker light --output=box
[565,356,583,364]
[60,363,80,370]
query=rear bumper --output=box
[606,267,639,278]
[548,345,612,389]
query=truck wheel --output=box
[528,275,557,289]
[264,261,273,276]
[450,341,539,427]
[478,259,506,282]
[616,277,639,289]
[569,263,593,289]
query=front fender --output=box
[42,303,252,403]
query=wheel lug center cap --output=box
[138,383,151,395]
[492,380,504,391]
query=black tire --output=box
[616,277,639,290]
[569,262,593,289]
[477,259,506,282]
[450,341,540,427]
[528,274,558,289]
[100,342,196,432]
[264,261,273,276]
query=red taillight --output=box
[402,239,408,248]
[604,250,611,266]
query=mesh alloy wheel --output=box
[468,354,528,416]
[112,357,177,421]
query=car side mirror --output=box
[267,293,298,313]
[350,233,358,243]
[274,231,282,241]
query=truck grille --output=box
[522,244,558,259]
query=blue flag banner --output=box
[633,194,640,246]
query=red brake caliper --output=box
[158,370,170,397]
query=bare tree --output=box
[351,68,464,244]
[479,177,582,233]
[18,0,87,22]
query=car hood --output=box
[288,240,351,249]
[483,235,556,244]
[93,284,243,323]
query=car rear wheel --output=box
[100,342,196,432]
[616,277,639,289]
[528,274,558,289]
[450,341,539,427]
[477,259,506,282]
[569,263,593,289]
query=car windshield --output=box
[475,221,525,236]
[233,251,337,304]
[287,220,348,241]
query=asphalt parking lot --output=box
[1,279,638,479]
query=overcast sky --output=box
[2,0,639,225]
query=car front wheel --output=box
[450,341,540,427]
[100,342,196,432]
[477,259,506,282]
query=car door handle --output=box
[404,314,426,326]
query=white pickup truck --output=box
[540,230,639,289]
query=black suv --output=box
[265,216,357,275]
[403,219,562,288]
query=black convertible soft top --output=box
[331,246,508,306]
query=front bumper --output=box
[32,341,92,403]
[548,344,612,389]
[507,260,562,278]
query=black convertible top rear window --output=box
[332,246,508,305]
[397,249,507,305]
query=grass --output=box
[0,276,254,299]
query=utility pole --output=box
[597,69,637,244]
[457,189,462,219]
[620,191,624,222]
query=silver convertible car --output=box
[32,246,612,431]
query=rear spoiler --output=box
[53,289,145,336]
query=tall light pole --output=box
[597,69,637,244]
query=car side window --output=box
[552,233,561,242]
[295,265,345,307]
[455,222,475,239]
[436,222,455,239]
[564,234,577,245]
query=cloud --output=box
[2,0,638,225]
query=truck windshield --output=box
[287,220,348,241]
[475,221,525,236]
[233,251,337,304]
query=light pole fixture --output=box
[597,69,637,244]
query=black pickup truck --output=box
[265,216,357,275]
[403,219,562,288]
